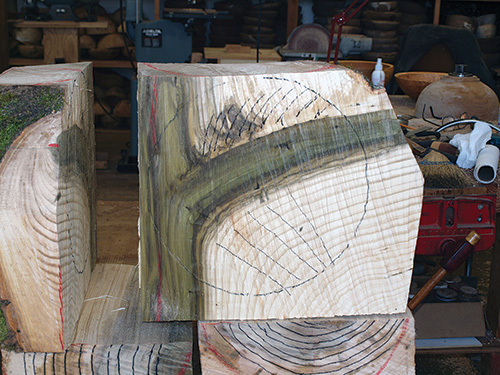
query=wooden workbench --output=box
[391,94,500,374]
[204,44,282,63]
[10,20,108,64]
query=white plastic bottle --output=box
[371,58,385,88]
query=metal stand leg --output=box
[464,253,474,277]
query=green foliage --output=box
[0,309,6,343]
[0,86,64,162]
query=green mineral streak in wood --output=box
[0,86,64,162]
[141,101,402,320]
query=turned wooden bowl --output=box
[395,71,447,100]
[338,60,394,86]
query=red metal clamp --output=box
[326,0,370,63]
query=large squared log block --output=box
[138,61,424,321]
[0,63,96,352]
[2,264,194,375]
[1,343,192,375]
[199,310,415,374]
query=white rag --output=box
[450,121,492,169]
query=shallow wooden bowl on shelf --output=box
[17,44,44,59]
[337,60,394,86]
[395,71,447,100]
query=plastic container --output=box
[371,58,385,87]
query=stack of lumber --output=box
[138,61,424,373]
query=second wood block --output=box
[199,310,415,374]
[137,61,424,322]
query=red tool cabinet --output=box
[416,190,496,256]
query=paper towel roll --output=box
[474,144,500,184]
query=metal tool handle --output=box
[408,267,447,311]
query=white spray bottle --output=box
[371,58,385,88]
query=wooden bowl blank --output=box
[13,28,42,45]
[97,33,129,49]
[367,1,398,12]
[18,44,43,58]
[395,71,447,100]
[362,10,402,21]
[477,24,496,39]
[338,60,394,86]
[86,16,116,35]
[363,29,397,38]
[445,14,475,31]
[79,34,96,49]
[361,19,399,31]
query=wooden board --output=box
[96,201,139,265]
[413,302,485,339]
[137,61,424,322]
[0,63,96,352]
[42,28,79,64]
[199,310,415,374]
[2,264,193,374]
[204,47,282,63]
[73,264,192,346]
[10,20,109,29]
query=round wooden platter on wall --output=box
[287,23,330,53]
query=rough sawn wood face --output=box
[0,63,96,352]
[198,310,416,375]
[138,61,424,322]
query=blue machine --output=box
[118,5,228,173]
[135,19,193,64]
[118,19,192,173]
